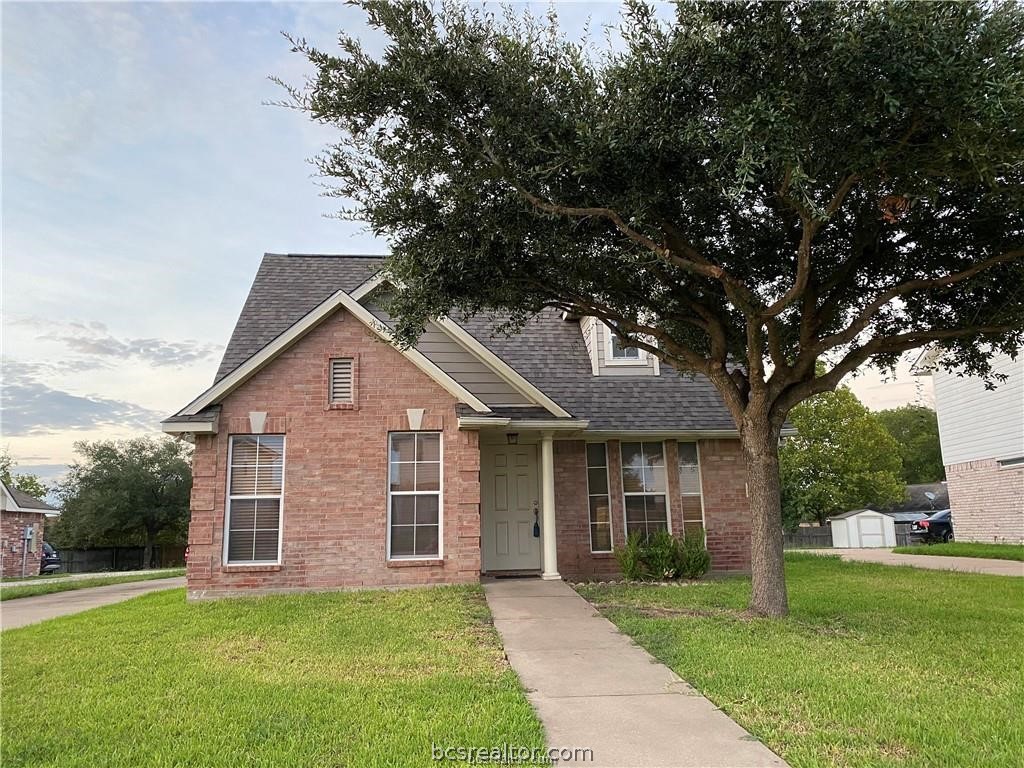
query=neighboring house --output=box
[914,347,1024,544]
[884,482,949,514]
[1,482,60,578]
[163,253,755,599]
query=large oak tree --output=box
[282,0,1024,616]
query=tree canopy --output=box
[52,437,192,567]
[282,0,1024,616]
[876,404,945,484]
[781,388,905,527]
[0,450,50,500]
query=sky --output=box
[1,1,933,487]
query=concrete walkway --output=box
[0,568,182,588]
[805,549,1024,577]
[1,576,185,631]
[484,579,787,768]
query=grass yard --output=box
[1,585,544,768]
[576,553,1024,768]
[0,568,186,600]
[892,541,1024,562]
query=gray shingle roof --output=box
[211,254,738,433]
[3,481,58,512]
[163,406,221,425]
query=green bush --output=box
[614,531,645,581]
[644,530,681,580]
[612,530,711,581]
[677,530,712,578]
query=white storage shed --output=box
[829,509,897,548]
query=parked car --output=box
[39,541,61,574]
[910,509,954,543]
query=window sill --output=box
[222,564,282,573]
[387,558,444,568]
[589,552,615,559]
[325,402,358,411]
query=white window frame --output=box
[224,434,285,565]
[605,326,647,366]
[386,431,444,561]
[998,456,1024,470]
[585,442,614,554]
[620,440,672,538]
[678,441,707,540]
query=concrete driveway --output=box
[1,577,185,631]
[805,549,1023,577]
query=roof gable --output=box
[2,481,59,515]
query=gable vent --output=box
[329,358,354,403]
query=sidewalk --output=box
[484,579,787,768]
[0,568,181,588]
[804,549,1023,577]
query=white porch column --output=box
[540,432,560,580]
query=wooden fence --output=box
[58,545,186,573]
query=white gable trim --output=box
[350,271,388,301]
[434,317,572,418]
[175,290,491,416]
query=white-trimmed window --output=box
[607,329,644,364]
[388,432,442,559]
[998,456,1024,470]
[226,434,284,564]
[621,441,669,538]
[678,442,706,537]
[329,358,354,404]
[586,443,613,553]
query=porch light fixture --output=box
[506,433,519,445]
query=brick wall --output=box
[553,438,751,580]
[944,459,1024,544]
[0,511,47,579]
[186,308,481,599]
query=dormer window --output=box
[607,330,645,365]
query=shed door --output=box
[857,516,885,548]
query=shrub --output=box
[677,530,712,579]
[614,531,645,581]
[644,530,681,580]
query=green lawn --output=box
[0,569,186,600]
[1,586,544,768]
[576,553,1024,768]
[892,542,1024,562]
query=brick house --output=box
[916,347,1024,544]
[1,481,60,579]
[163,254,757,599]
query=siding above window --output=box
[329,358,355,405]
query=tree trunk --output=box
[740,415,789,617]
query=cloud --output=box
[12,317,222,367]
[1,362,163,436]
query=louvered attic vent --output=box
[329,358,354,403]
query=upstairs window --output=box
[226,435,284,564]
[621,441,669,539]
[608,332,643,363]
[329,358,354,404]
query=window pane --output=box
[611,336,639,358]
[624,495,647,523]
[257,436,284,465]
[621,467,644,493]
[679,465,701,495]
[683,521,704,538]
[586,443,607,468]
[681,495,703,523]
[227,529,253,562]
[416,434,441,462]
[390,434,416,463]
[678,442,698,465]
[231,436,258,465]
[255,499,280,528]
[414,525,439,557]
[255,464,283,495]
[229,499,256,530]
[647,495,668,527]
[625,520,646,537]
[229,465,257,495]
[391,525,415,557]
[392,496,415,525]
[390,463,415,492]
[587,467,609,495]
[591,523,612,552]
[589,495,610,525]
[253,529,279,561]
[642,442,665,468]
[644,466,667,493]
[415,495,439,525]
[415,461,440,492]
[621,443,643,468]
